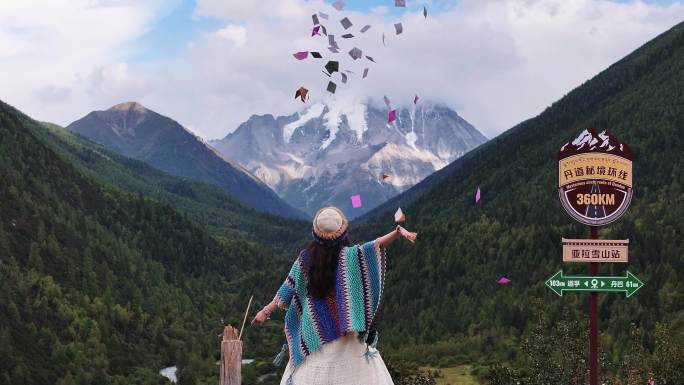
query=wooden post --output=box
[220,325,242,385]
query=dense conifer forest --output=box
[356,20,684,384]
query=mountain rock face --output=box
[211,102,487,218]
[67,102,304,219]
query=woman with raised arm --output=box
[252,206,417,385]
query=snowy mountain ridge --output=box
[211,100,488,218]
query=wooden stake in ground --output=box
[220,325,241,385]
[219,296,253,385]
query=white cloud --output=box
[0,0,166,120]
[194,0,308,20]
[1,0,684,140]
[216,25,248,46]
[161,0,684,139]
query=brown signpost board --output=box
[554,128,639,385]
[558,129,634,226]
[562,238,629,263]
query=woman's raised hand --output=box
[397,225,417,243]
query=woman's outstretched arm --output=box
[376,225,417,248]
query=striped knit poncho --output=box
[274,240,386,370]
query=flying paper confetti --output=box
[360,25,371,33]
[312,25,321,36]
[332,0,346,11]
[394,23,403,35]
[341,72,348,84]
[310,52,322,58]
[476,186,482,204]
[340,17,353,29]
[388,109,397,123]
[382,33,386,46]
[498,277,511,285]
[320,25,328,36]
[382,173,391,181]
[395,0,406,7]
[319,12,329,20]
[363,68,369,78]
[383,95,391,107]
[349,47,362,60]
[294,87,309,102]
[342,33,354,39]
[423,6,428,18]
[293,51,308,60]
[366,55,375,63]
[325,60,339,74]
[312,14,320,25]
[351,195,362,208]
[329,46,340,53]
[394,207,405,223]
[414,94,419,104]
[327,81,337,94]
[328,35,338,48]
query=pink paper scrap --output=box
[351,194,362,208]
[388,110,397,123]
[293,51,308,60]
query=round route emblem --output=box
[558,129,634,226]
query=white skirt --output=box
[280,333,395,385]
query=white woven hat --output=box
[312,207,348,240]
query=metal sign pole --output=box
[589,225,599,385]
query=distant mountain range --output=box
[67,102,304,219]
[210,101,487,218]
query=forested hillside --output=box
[35,122,308,252]
[66,102,304,219]
[355,20,684,381]
[0,100,295,384]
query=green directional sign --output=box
[545,270,644,298]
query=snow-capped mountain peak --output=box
[283,102,325,143]
[210,100,487,218]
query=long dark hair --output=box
[306,238,351,298]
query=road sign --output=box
[557,129,634,226]
[545,270,644,298]
[562,238,629,263]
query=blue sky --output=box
[130,0,444,62]
[134,0,682,62]
[2,0,684,138]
